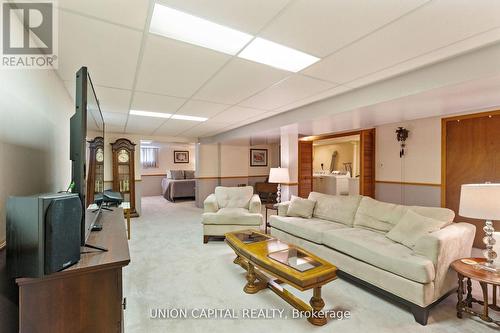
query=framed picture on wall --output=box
[174,150,189,163]
[250,149,268,167]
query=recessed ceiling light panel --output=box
[130,110,172,118]
[171,114,208,122]
[238,37,320,72]
[150,3,253,55]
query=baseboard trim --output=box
[0,240,6,250]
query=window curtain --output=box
[141,147,159,168]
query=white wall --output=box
[196,143,219,178]
[140,143,195,175]
[0,69,73,244]
[248,144,279,177]
[195,142,280,207]
[376,116,441,184]
[196,143,279,178]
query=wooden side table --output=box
[264,203,278,234]
[119,202,131,240]
[451,258,500,326]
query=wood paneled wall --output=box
[360,128,376,198]
[298,141,313,198]
[442,111,500,248]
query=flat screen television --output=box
[70,66,105,247]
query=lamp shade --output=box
[459,183,500,220]
[269,168,290,184]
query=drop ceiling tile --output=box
[58,0,150,30]
[272,85,353,113]
[177,100,229,118]
[94,87,132,114]
[347,27,500,89]
[57,10,142,89]
[135,35,230,97]
[180,121,231,137]
[63,81,132,114]
[194,58,289,104]
[102,112,128,133]
[239,75,334,110]
[105,124,127,133]
[303,0,500,84]
[238,111,280,125]
[209,106,267,123]
[260,0,428,58]
[125,115,164,134]
[131,91,186,113]
[154,119,201,136]
[156,0,290,35]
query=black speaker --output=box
[44,196,82,274]
[7,193,82,278]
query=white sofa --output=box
[202,186,263,243]
[269,192,476,325]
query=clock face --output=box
[96,148,104,162]
[118,149,129,163]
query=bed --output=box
[161,170,195,202]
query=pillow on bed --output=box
[184,170,195,179]
[167,170,184,180]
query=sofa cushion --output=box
[386,210,448,248]
[202,208,262,226]
[353,197,406,233]
[308,192,362,226]
[407,205,455,226]
[269,215,347,244]
[287,195,316,219]
[215,186,253,209]
[353,197,455,233]
[322,228,435,283]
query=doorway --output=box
[298,129,375,198]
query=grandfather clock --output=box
[111,138,138,217]
[86,136,104,207]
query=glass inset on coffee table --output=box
[233,230,273,244]
[268,248,322,272]
[225,229,337,326]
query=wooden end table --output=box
[264,203,278,234]
[451,258,500,326]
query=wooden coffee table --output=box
[225,229,337,326]
[451,257,500,326]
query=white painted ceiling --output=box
[57,0,500,139]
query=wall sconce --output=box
[395,127,409,158]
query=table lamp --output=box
[269,168,290,203]
[459,183,500,272]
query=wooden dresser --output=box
[16,208,130,333]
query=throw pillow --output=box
[386,209,448,248]
[287,195,316,219]
[168,170,184,180]
[184,170,195,179]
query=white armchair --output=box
[202,186,263,243]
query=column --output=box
[280,125,298,201]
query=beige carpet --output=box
[123,196,496,332]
